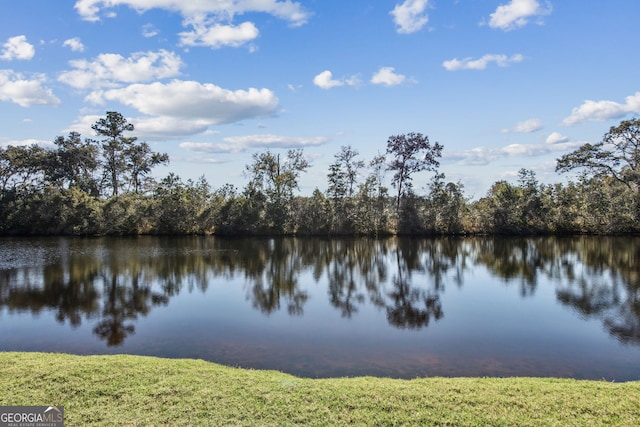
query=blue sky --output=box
[1,0,639,198]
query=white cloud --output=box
[514,118,543,133]
[501,143,550,157]
[0,138,55,148]
[371,67,407,86]
[74,0,309,26]
[443,53,523,71]
[74,1,308,52]
[1,36,35,61]
[180,142,223,153]
[130,116,215,139]
[313,70,343,89]
[58,49,183,89]
[502,118,543,133]
[179,19,259,49]
[488,0,552,31]
[180,134,329,153]
[0,70,61,107]
[142,24,159,38]
[446,147,501,166]
[563,92,640,125]
[225,134,328,148]
[344,75,362,87]
[390,0,429,34]
[64,114,102,138]
[313,70,361,89]
[546,132,569,144]
[446,140,582,166]
[84,80,279,138]
[63,37,85,52]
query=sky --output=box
[1,0,639,198]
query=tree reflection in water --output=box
[385,239,444,329]
[0,236,638,346]
[553,237,640,344]
[324,238,384,318]
[247,239,309,315]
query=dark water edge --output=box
[1,235,639,380]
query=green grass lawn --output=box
[1,352,638,426]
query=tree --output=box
[247,149,310,200]
[326,146,364,233]
[327,145,364,200]
[245,149,310,233]
[386,132,443,210]
[295,189,333,235]
[126,142,169,193]
[556,118,640,191]
[485,180,523,233]
[426,173,467,234]
[517,169,548,232]
[353,154,390,235]
[92,112,136,197]
[0,144,48,194]
[152,174,212,234]
[326,162,347,202]
[46,131,99,194]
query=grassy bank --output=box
[1,352,638,426]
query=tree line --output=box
[1,112,639,236]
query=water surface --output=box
[1,236,638,380]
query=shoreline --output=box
[2,352,639,425]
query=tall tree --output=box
[245,149,310,233]
[556,118,640,191]
[92,112,136,197]
[247,149,310,200]
[327,145,364,199]
[47,131,99,194]
[354,154,390,235]
[126,142,169,194]
[326,146,364,233]
[386,132,442,210]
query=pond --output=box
[1,236,639,380]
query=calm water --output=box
[1,236,639,380]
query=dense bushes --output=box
[1,171,638,236]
